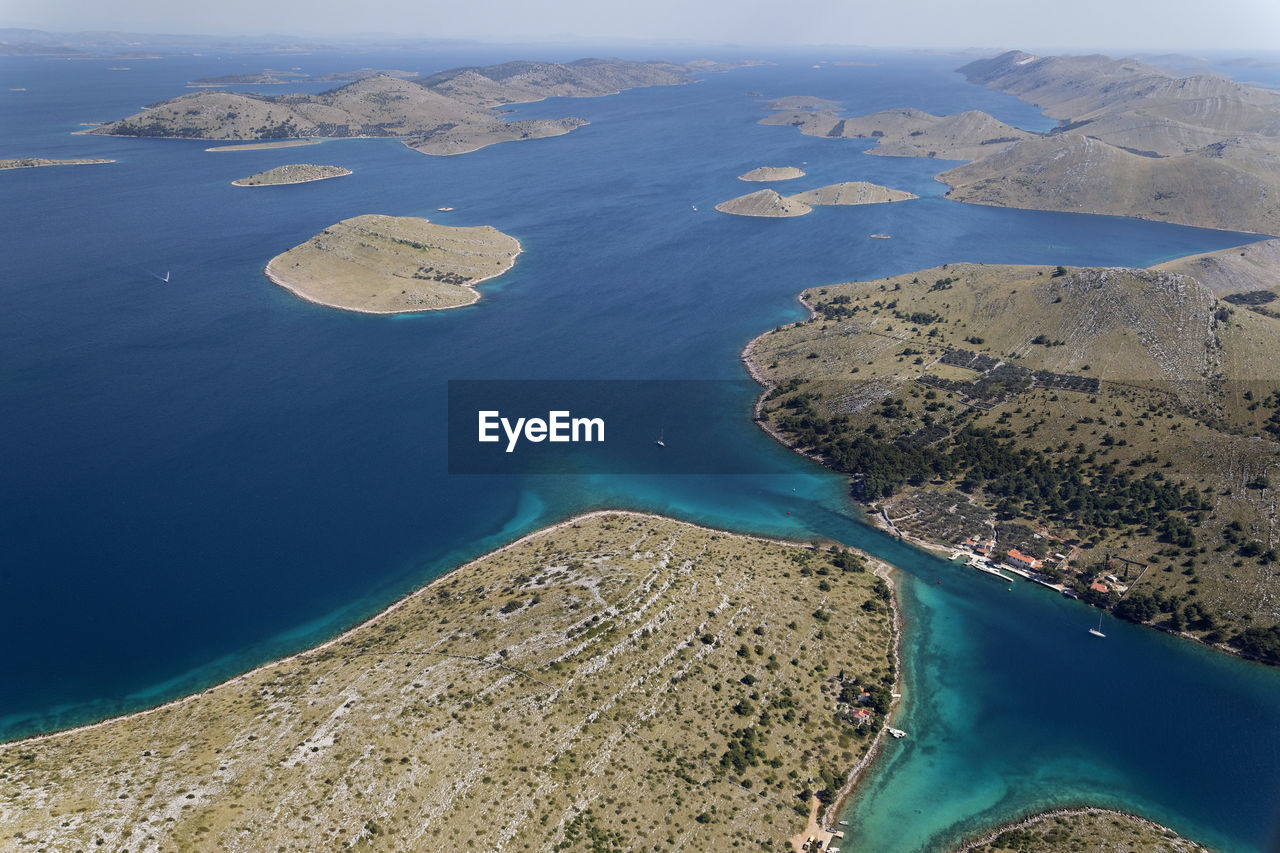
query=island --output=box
[0,512,897,852]
[1,157,114,169]
[739,165,805,181]
[761,106,1034,160]
[312,68,419,82]
[717,182,917,217]
[757,50,1280,234]
[264,214,520,314]
[744,256,1280,663]
[962,809,1209,852]
[231,163,351,186]
[187,70,309,87]
[716,188,813,217]
[90,58,715,157]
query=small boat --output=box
[887,727,907,739]
[869,234,891,239]
[691,204,698,212]
[437,206,454,211]
[1089,614,1106,638]
[655,427,665,448]
[162,271,170,283]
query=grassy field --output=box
[0,513,895,852]
[746,258,1280,661]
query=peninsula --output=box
[91,58,708,157]
[264,214,520,313]
[745,254,1280,663]
[0,513,897,852]
[231,163,351,186]
[717,181,917,217]
[757,51,1280,234]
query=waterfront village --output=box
[881,507,1141,604]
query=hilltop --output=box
[745,257,1280,662]
[0,513,896,852]
[90,58,699,156]
[939,133,1280,235]
[944,50,1280,233]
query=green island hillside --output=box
[0,513,896,853]
[745,254,1280,662]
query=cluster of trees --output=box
[772,399,1206,542]
[1231,625,1280,663]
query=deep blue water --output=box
[2,49,1279,851]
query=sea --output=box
[2,46,1279,852]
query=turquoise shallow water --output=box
[2,47,1279,851]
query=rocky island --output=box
[264,214,520,313]
[90,58,711,157]
[0,513,897,852]
[231,163,351,186]
[738,165,805,181]
[717,181,917,217]
[758,50,1280,235]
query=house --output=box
[1006,549,1042,571]
[963,536,995,556]
[852,707,873,724]
[1090,580,1111,593]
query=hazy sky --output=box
[7,0,1280,51]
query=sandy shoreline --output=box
[262,233,522,315]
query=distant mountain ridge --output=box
[758,50,1280,235]
[943,50,1280,234]
[89,57,697,156]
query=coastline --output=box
[953,807,1206,852]
[744,295,910,841]
[262,234,521,315]
[0,508,835,749]
[823,558,905,827]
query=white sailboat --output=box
[1089,613,1106,638]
